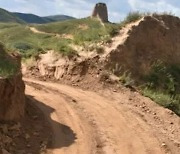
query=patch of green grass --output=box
[142,88,180,116]
[0,23,20,29]
[0,58,18,77]
[141,61,180,115]
[0,45,18,77]
[122,11,144,24]
[56,41,77,58]
[35,18,119,45]
[35,18,103,35]
[0,18,120,58]
[144,61,180,96]
[0,24,75,58]
[119,71,134,87]
[114,60,180,116]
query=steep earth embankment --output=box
[26,15,180,87]
[0,74,25,121]
[105,15,180,79]
[21,14,180,154]
[0,45,25,121]
[0,45,52,154]
[25,15,180,91]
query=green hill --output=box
[43,15,75,22]
[0,8,24,23]
[13,13,49,24]
[0,8,75,24]
[35,18,119,44]
[0,18,119,57]
[13,13,75,24]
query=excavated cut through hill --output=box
[0,44,25,121]
[105,15,180,80]
[22,14,180,154]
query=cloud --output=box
[0,0,179,22]
[128,0,180,15]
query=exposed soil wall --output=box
[0,74,25,121]
[106,15,180,80]
[0,46,25,121]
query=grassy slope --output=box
[0,44,18,77]
[141,62,180,115]
[43,15,75,22]
[0,18,119,58]
[0,23,73,58]
[35,18,119,44]
[0,13,178,115]
[118,12,180,116]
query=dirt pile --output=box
[91,3,108,23]
[24,50,102,88]
[0,45,25,121]
[105,15,180,80]
[24,15,180,91]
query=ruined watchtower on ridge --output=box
[91,3,108,23]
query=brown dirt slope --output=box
[0,44,25,121]
[105,15,180,79]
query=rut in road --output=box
[25,78,172,154]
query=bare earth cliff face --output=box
[0,48,25,121]
[27,15,180,85]
[106,15,180,80]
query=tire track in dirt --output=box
[25,78,175,154]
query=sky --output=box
[0,0,180,22]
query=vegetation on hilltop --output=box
[43,15,75,22]
[0,18,119,58]
[122,11,143,24]
[142,61,180,115]
[0,23,75,58]
[0,44,18,77]
[0,12,179,115]
[35,18,119,45]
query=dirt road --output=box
[24,78,180,154]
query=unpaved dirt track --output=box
[24,78,179,154]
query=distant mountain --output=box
[13,13,75,24]
[43,15,75,22]
[13,13,49,24]
[0,8,24,23]
[0,7,75,24]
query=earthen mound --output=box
[0,44,25,121]
[106,15,180,80]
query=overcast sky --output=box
[0,0,180,22]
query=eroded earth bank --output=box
[0,14,180,154]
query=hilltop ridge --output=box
[0,7,75,24]
[0,8,24,23]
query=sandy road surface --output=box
[24,78,179,154]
